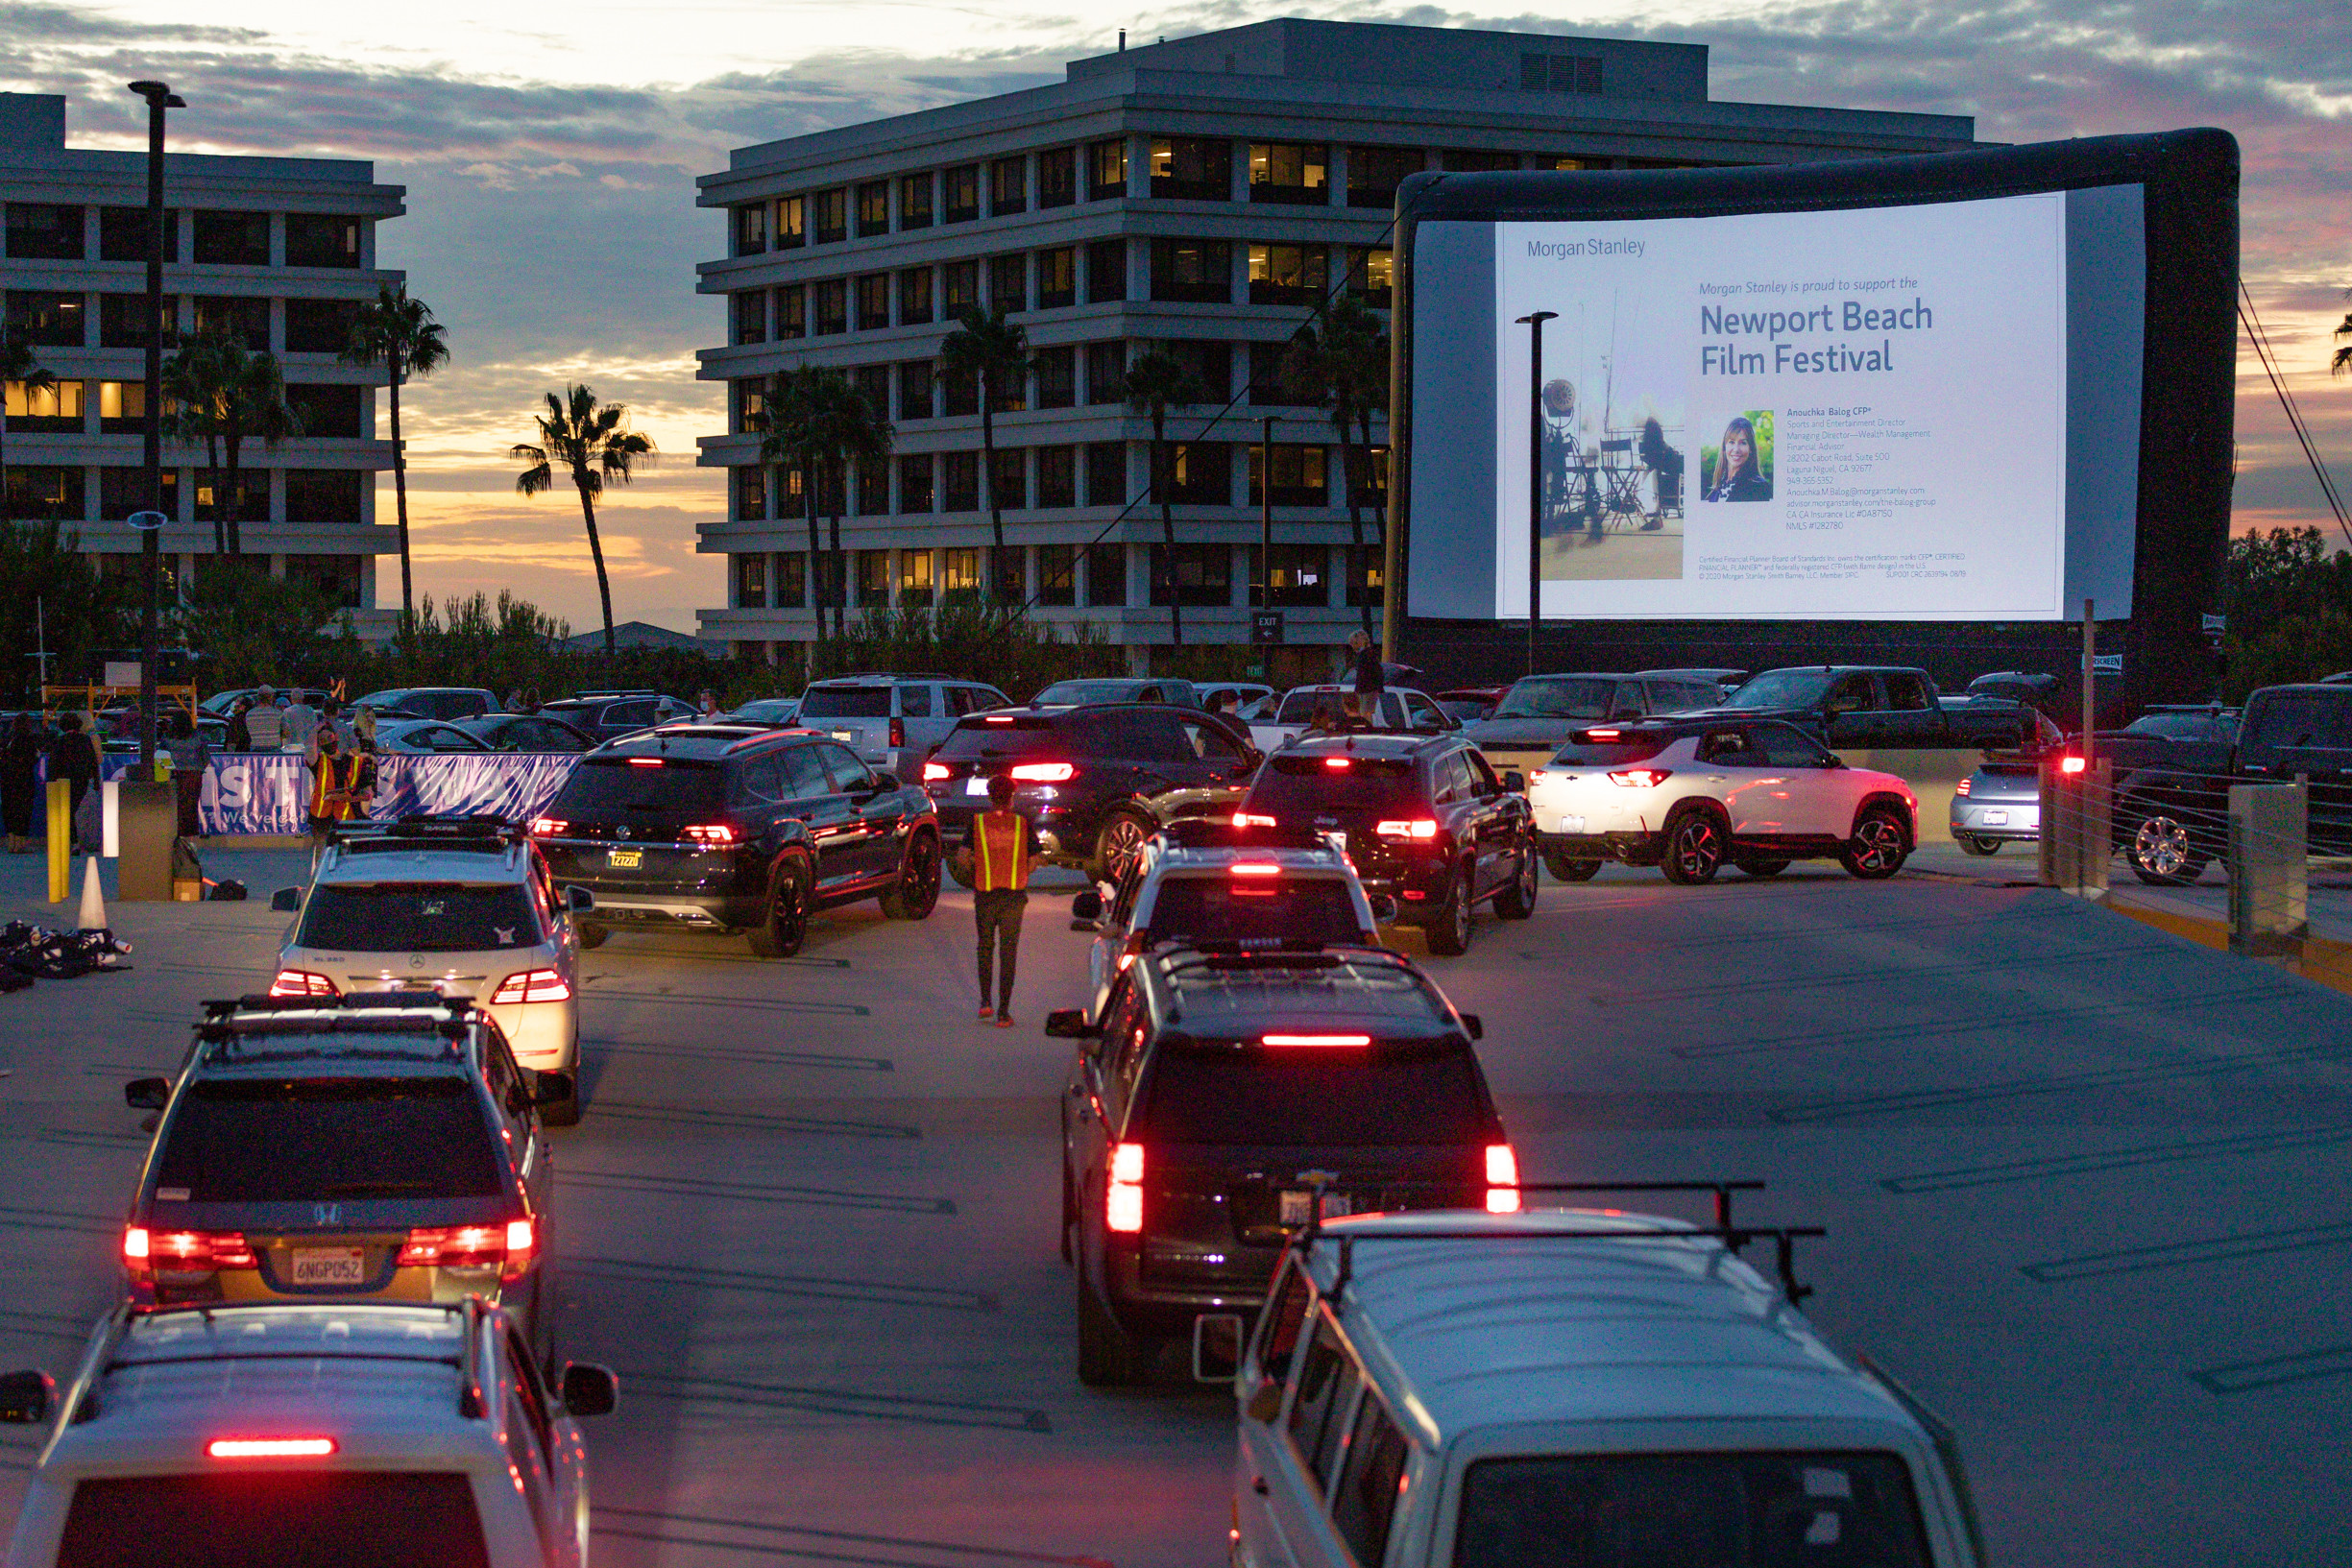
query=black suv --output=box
[1237,734,1538,954]
[1048,943,1513,1386]
[538,691,694,742]
[923,704,1261,882]
[530,724,941,956]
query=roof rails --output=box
[328,814,522,842]
[811,671,954,684]
[201,992,475,1022]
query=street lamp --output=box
[1514,311,1557,677]
[128,80,183,774]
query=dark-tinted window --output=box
[155,1075,503,1202]
[298,882,538,952]
[943,165,980,223]
[285,213,362,268]
[1038,146,1078,208]
[732,202,767,255]
[1248,753,1419,814]
[193,209,271,265]
[1038,246,1077,309]
[9,289,85,348]
[857,180,889,236]
[1090,138,1128,200]
[1751,721,1835,768]
[813,278,847,335]
[990,157,1027,216]
[1035,346,1076,410]
[1087,542,1128,604]
[99,205,172,263]
[1284,1319,1354,1490]
[552,757,727,818]
[285,383,363,439]
[990,253,1027,314]
[1086,442,1127,506]
[8,202,83,259]
[1493,676,1616,720]
[1151,238,1233,303]
[899,268,934,326]
[858,273,890,330]
[1346,146,1425,208]
[1085,342,1127,405]
[813,187,847,244]
[1087,238,1127,303]
[100,292,174,349]
[1151,136,1232,201]
[285,470,363,523]
[1139,1045,1487,1144]
[1145,876,1363,947]
[59,1471,491,1568]
[799,686,893,719]
[935,716,1073,761]
[192,294,270,351]
[1330,1395,1411,1565]
[1037,443,1077,506]
[2244,691,2352,753]
[943,260,980,317]
[899,173,934,229]
[285,298,361,354]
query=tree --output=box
[0,328,57,526]
[1123,348,1206,649]
[1281,294,1390,634]
[827,374,894,641]
[936,305,1032,599]
[511,384,655,659]
[161,331,233,553]
[343,286,449,630]
[0,519,133,704]
[752,368,833,650]
[216,346,304,557]
[2333,287,2351,377]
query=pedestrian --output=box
[696,688,722,722]
[244,688,284,751]
[504,687,524,714]
[521,687,542,716]
[1338,692,1374,732]
[282,688,321,759]
[351,705,377,755]
[1,712,40,853]
[225,698,254,752]
[955,773,1039,1028]
[320,695,358,754]
[49,712,101,852]
[305,727,374,863]
[1347,629,1384,698]
[1200,688,1256,753]
[1305,700,1342,736]
[163,710,211,838]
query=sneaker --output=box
[994,1014,1015,1028]
[978,1006,996,1021]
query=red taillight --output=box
[504,1218,536,1280]
[399,1219,535,1282]
[1229,862,1281,877]
[889,717,907,748]
[1608,769,1671,789]
[922,762,951,782]
[2059,755,2087,775]
[683,824,738,846]
[1107,1143,1145,1233]
[1485,1144,1521,1214]
[1009,761,1076,783]
[1322,757,1352,770]
[627,757,664,767]
[1231,811,1276,828]
[1373,819,1440,840]
[983,714,1015,723]
[1262,1033,1370,1048]
[209,1437,336,1459]
[528,816,566,837]
[491,968,572,1004]
[268,970,337,999]
[1587,728,1620,739]
[131,1228,256,1279]
[1954,777,1972,796]
[124,1226,149,1262]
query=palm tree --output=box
[1123,348,1206,649]
[935,305,1032,599]
[752,367,890,643]
[342,286,449,630]
[217,348,304,558]
[162,331,234,553]
[1282,294,1390,635]
[2334,287,2351,376]
[0,328,56,525]
[752,368,832,649]
[511,384,656,658]
[829,374,894,639]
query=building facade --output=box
[694,19,1976,673]
[0,92,405,625]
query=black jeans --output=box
[973,889,1027,1014]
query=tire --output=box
[539,1073,582,1128]
[1839,805,1911,880]
[744,865,810,957]
[1734,858,1790,879]
[1059,1177,1076,1266]
[1090,809,1152,883]
[1077,1270,1149,1387]
[1957,834,2000,857]
[1544,852,1602,882]
[1494,848,1539,919]
[880,831,942,919]
[2128,814,2208,885]
[1660,809,1727,885]
[574,922,608,951]
[946,853,976,890]
[1424,862,1473,955]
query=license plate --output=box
[608,848,643,868]
[965,776,992,796]
[290,1247,367,1286]
[832,730,857,744]
[1555,815,1587,834]
[1980,810,2008,826]
[1280,1190,1351,1226]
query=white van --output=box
[1214,1205,1986,1568]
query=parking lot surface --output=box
[4,845,2348,1566]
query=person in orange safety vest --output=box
[955,773,1041,1027]
[305,727,375,862]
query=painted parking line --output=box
[2022,1220,2352,1282]
[1883,1125,2352,1192]
[564,1256,997,1314]
[581,1037,891,1073]
[593,1506,1112,1568]
[586,987,870,1018]
[1771,1041,2352,1123]
[619,1369,1053,1433]
[587,1100,920,1140]
[1682,985,2282,1061]
[2191,1344,2352,1395]
[558,1169,956,1216]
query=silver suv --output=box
[798,673,1012,778]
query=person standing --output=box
[956,774,1039,1027]
[225,698,254,752]
[49,712,101,853]
[164,712,212,838]
[1347,629,1384,700]
[305,727,374,862]
[2,712,40,853]
[245,688,284,752]
[696,688,723,722]
[282,689,321,759]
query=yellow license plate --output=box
[608,849,643,868]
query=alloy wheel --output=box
[2133,816,2194,879]
[1852,815,1904,874]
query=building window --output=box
[1085,343,1127,406]
[1086,238,1126,304]
[813,278,847,335]
[285,214,362,268]
[734,376,768,430]
[1037,147,1077,209]
[1249,341,1295,406]
[898,173,934,230]
[857,181,889,237]
[857,549,891,607]
[1151,543,1231,606]
[898,267,934,326]
[1351,446,1391,509]
[853,364,891,418]
[1167,340,1231,402]
[191,295,270,351]
[1035,346,1076,409]
[285,469,364,523]
[1346,543,1384,607]
[1151,136,1231,202]
[943,165,980,223]
[732,290,766,345]
[1089,138,1128,201]
[1150,238,1233,304]
[943,259,980,317]
[942,450,979,511]
[941,546,980,598]
[897,547,934,606]
[192,209,271,266]
[194,473,267,523]
[284,383,363,440]
[1086,542,1128,605]
[1168,442,1230,506]
[988,447,1027,512]
[857,457,891,516]
[1037,246,1077,309]
[1541,157,1595,171]
[1348,246,1394,309]
[1085,442,1127,506]
[100,293,176,350]
[99,467,179,521]
[857,273,891,331]
[6,377,84,433]
[1250,543,1330,608]
[99,205,173,264]
[9,291,85,349]
[736,465,768,520]
[735,552,767,608]
[898,453,934,512]
[899,360,934,421]
[940,367,978,418]
[96,379,146,433]
[1443,149,1520,171]
[285,298,360,354]
[776,550,808,606]
[284,554,363,608]
[1347,147,1426,208]
[812,463,846,518]
[732,203,767,255]
[1521,52,1603,94]
[1249,443,1329,508]
[812,188,848,244]
[1248,243,1326,305]
[989,253,1027,314]
[776,194,806,249]
[1248,143,1326,205]
[1036,445,1077,508]
[1036,543,1077,605]
[7,465,85,519]
[7,203,84,260]
[989,157,1027,217]
[777,283,807,340]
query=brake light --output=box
[1009,761,1076,783]
[1485,1144,1521,1215]
[922,762,951,782]
[1107,1143,1146,1233]
[1954,777,1972,796]
[2059,755,2087,775]
[1229,862,1282,877]
[683,824,738,846]
[504,1218,536,1280]
[491,969,572,1004]
[209,1437,336,1459]
[889,717,907,748]
[528,816,567,837]
[627,758,664,767]
[1608,769,1671,789]
[128,1228,256,1281]
[1262,1033,1371,1048]
[1322,757,1352,770]
[983,714,1015,723]
[1587,728,1620,740]
[1231,811,1276,828]
[123,1226,148,1262]
[399,1219,536,1282]
[268,970,337,999]
[1374,819,1440,840]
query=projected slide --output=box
[1491,194,2066,619]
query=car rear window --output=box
[935,715,1084,760]
[154,1076,503,1202]
[1137,1046,1490,1146]
[60,1471,490,1568]
[297,884,539,953]
[2242,692,2352,752]
[799,687,893,719]
[1276,690,1346,723]
[1549,735,1672,766]
[553,757,728,817]
[1453,1451,1930,1568]
[1247,754,1420,815]
[1145,876,1364,946]
[1035,680,1141,704]
[1492,677,1615,720]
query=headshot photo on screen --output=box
[1701,413,1775,502]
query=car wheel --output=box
[1091,809,1152,883]
[574,922,608,951]
[538,1073,582,1128]
[1077,1269,1150,1387]
[2129,814,2207,885]
[1543,852,1602,882]
[1660,809,1726,885]
[1494,848,1539,919]
[880,832,942,919]
[1734,858,1790,879]
[1957,834,2000,857]
[745,866,809,957]
[1424,862,1473,955]
[1839,806,1911,880]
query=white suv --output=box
[1526,717,1918,883]
[269,818,592,1123]
[1,1299,618,1568]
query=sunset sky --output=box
[4,0,2343,634]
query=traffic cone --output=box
[77,857,107,932]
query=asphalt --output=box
[2,840,2348,1567]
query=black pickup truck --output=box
[2108,685,2349,884]
[1679,665,2040,750]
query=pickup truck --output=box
[1684,664,2039,751]
[2106,685,2345,884]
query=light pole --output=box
[1514,311,1556,678]
[129,80,183,774]
[1258,415,1275,678]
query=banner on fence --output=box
[178,753,584,836]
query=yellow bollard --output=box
[47,778,70,904]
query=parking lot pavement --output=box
[5,846,2351,1566]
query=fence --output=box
[81,752,583,837]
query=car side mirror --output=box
[532,1071,575,1108]
[1824,755,1848,769]
[0,1369,54,1426]
[270,887,301,912]
[1044,1008,1100,1040]
[1457,1012,1485,1041]
[566,885,595,914]
[869,770,899,791]
[1244,1377,1285,1424]
[1501,770,1526,793]
[559,1361,618,1417]
[1070,891,1103,925]
[1369,894,1398,923]
[1193,1314,1244,1385]
[124,1076,169,1110]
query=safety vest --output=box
[309,753,362,821]
[974,810,1031,892]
